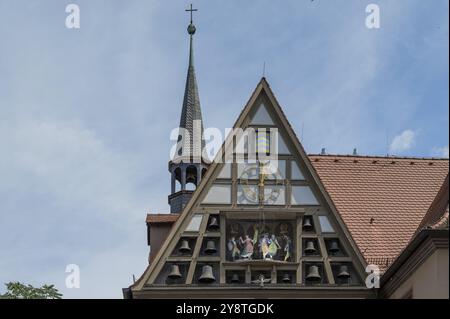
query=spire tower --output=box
[168,4,208,213]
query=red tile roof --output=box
[417,174,449,231]
[309,154,449,268]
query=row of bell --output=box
[230,267,349,283]
[168,264,217,283]
[305,265,350,281]
[179,240,218,254]
[178,216,219,253]
[169,264,350,283]
[228,266,350,284]
[304,240,340,254]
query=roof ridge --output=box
[308,154,450,161]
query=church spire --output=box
[168,4,208,214]
[178,4,205,160]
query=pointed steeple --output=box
[177,5,205,160]
[168,5,209,214]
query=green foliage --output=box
[0,282,62,299]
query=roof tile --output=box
[310,154,449,266]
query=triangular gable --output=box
[133,78,368,292]
[250,103,274,125]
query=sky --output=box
[0,1,448,298]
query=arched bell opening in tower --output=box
[185,165,199,190]
[198,265,216,283]
[203,239,218,255]
[207,215,220,230]
[170,164,206,194]
[302,238,320,256]
[302,216,314,232]
[305,264,322,284]
[173,167,182,192]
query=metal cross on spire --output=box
[185,4,198,24]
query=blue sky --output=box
[0,1,448,298]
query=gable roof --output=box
[132,78,368,291]
[309,154,449,270]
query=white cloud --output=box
[0,118,149,298]
[431,146,449,158]
[389,130,416,154]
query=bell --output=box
[208,217,220,230]
[178,240,191,253]
[305,265,321,282]
[282,273,291,283]
[167,264,182,279]
[337,265,350,279]
[204,240,217,254]
[198,265,216,283]
[304,240,317,254]
[329,240,339,254]
[231,273,240,283]
[303,217,313,231]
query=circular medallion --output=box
[239,161,284,204]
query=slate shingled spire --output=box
[168,4,209,213]
[177,5,205,160]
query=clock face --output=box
[239,163,259,181]
[239,163,259,203]
[239,162,284,204]
[263,186,282,205]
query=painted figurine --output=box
[252,225,259,248]
[239,235,254,259]
[267,234,281,259]
[227,236,240,261]
[260,234,270,259]
[283,235,292,262]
